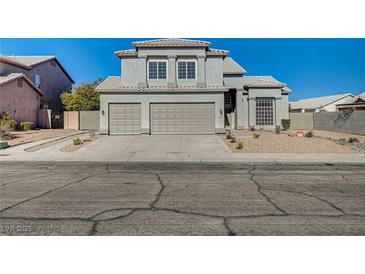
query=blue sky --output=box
[1,38,364,101]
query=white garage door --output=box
[151,103,215,135]
[109,103,141,135]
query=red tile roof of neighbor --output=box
[0,55,74,83]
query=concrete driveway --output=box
[1,135,231,162]
[1,162,364,235]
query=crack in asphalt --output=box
[260,188,347,215]
[1,161,365,236]
[0,173,55,187]
[150,173,165,208]
[248,165,288,216]
[0,173,103,214]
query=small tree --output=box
[60,79,102,111]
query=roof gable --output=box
[0,73,43,96]
[223,57,246,75]
[1,55,74,84]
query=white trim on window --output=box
[177,59,197,80]
[147,59,168,80]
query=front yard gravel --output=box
[224,130,363,154]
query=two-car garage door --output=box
[150,103,215,134]
[109,103,215,135]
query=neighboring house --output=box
[336,92,365,111]
[96,38,291,135]
[0,73,43,124]
[0,55,74,111]
[290,93,354,113]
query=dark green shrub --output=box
[73,138,82,145]
[20,122,34,131]
[226,134,232,140]
[281,119,291,130]
[305,131,313,138]
[348,137,359,143]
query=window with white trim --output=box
[148,61,167,79]
[256,97,274,126]
[178,61,196,79]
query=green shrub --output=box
[281,119,291,130]
[0,112,17,131]
[226,134,232,140]
[253,133,260,139]
[348,137,359,143]
[73,138,82,145]
[305,131,313,138]
[20,122,34,131]
[236,141,243,149]
[338,138,346,145]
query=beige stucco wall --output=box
[0,79,40,123]
[0,60,73,111]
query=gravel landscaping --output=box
[224,130,365,154]
[1,129,77,147]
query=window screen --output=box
[256,97,274,126]
[178,61,196,79]
[149,61,166,79]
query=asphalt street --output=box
[0,162,364,235]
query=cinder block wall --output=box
[289,113,314,129]
[313,112,365,135]
[80,111,99,130]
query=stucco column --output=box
[167,55,177,88]
[141,101,150,134]
[137,56,148,88]
[274,97,282,126]
[196,56,207,88]
[99,94,109,134]
[237,90,249,129]
[248,96,256,128]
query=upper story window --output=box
[35,74,41,88]
[148,61,167,80]
[17,78,23,88]
[178,61,196,80]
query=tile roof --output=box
[1,55,74,83]
[0,73,44,95]
[290,93,354,110]
[133,38,211,48]
[242,76,286,88]
[223,57,247,75]
[96,76,227,93]
[114,49,138,57]
[206,49,229,56]
[3,55,55,66]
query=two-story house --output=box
[96,39,291,135]
[0,55,74,112]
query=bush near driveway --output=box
[20,122,35,131]
[281,119,291,130]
